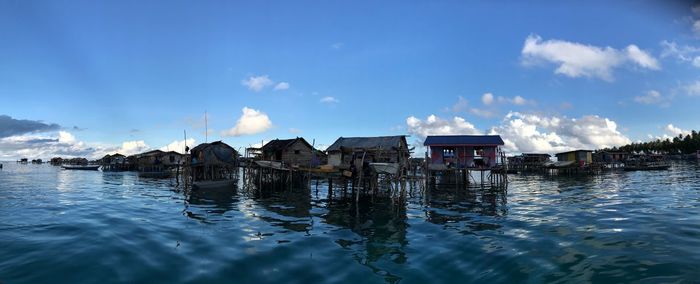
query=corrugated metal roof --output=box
[423,135,504,146]
[261,137,314,153]
[326,136,407,152]
[554,150,593,156]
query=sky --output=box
[1,0,700,160]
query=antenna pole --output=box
[205,111,208,143]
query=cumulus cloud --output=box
[521,34,659,81]
[288,128,302,134]
[273,82,290,91]
[115,140,150,156]
[405,112,630,154]
[0,115,61,138]
[320,96,339,104]
[665,124,690,137]
[406,115,482,138]
[159,138,196,154]
[241,75,274,92]
[222,107,273,136]
[0,131,111,160]
[490,112,631,153]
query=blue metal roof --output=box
[423,135,504,146]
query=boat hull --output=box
[369,163,400,175]
[193,180,237,191]
[624,165,670,171]
[138,171,171,178]
[62,166,100,171]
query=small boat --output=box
[624,155,670,171]
[192,179,236,191]
[624,162,670,171]
[62,165,100,171]
[369,162,400,175]
[254,160,288,170]
[138,171,171,178]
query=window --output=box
[443,148,455,157]
[294,150,300,155]
[170,156,175,163]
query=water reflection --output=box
[252,188,313,234]
[425,185,507,234]
[184,186,239,223]
[323,195,408,283]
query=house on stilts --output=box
[423,135,507,186]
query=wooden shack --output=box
[325,135,410,170]
[423,135,504,169]
[161,151,184,167]
[592,151,629,164]
[508,153,551,171]
[189,141,239,182]
[260,137,318,168]
[555,150,592,165]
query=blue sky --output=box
[1,1,700,159]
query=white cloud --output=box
[241,75,273,92]
[665,124,690,137]
[159,138,196,154]
[625,45,660,70]
[288,128,301,134]
[522,34,659,81]
[633,90,664,105]
[490,112,630,153]
[694,20,700,37]
[496,95,533,105]
[331,42,343,49]
[660,40,700,66]
[116,140,150,156]
[221,107,273,137]
[406,112,630,154]
[58,131,76,143]
[406,115,482,138]
[481,93,494,105]
[320,96,339,104]
[0,131,147,160]
[273,82,290,91]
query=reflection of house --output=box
[424,135,504,169]
[326,136,410,169]
[260,137,319,167]
[555,150,592,164]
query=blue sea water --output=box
[1,162,700,283]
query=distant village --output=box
[14,132,700,190]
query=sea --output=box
[1,162,700,283]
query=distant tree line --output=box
[602,131,700,154]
